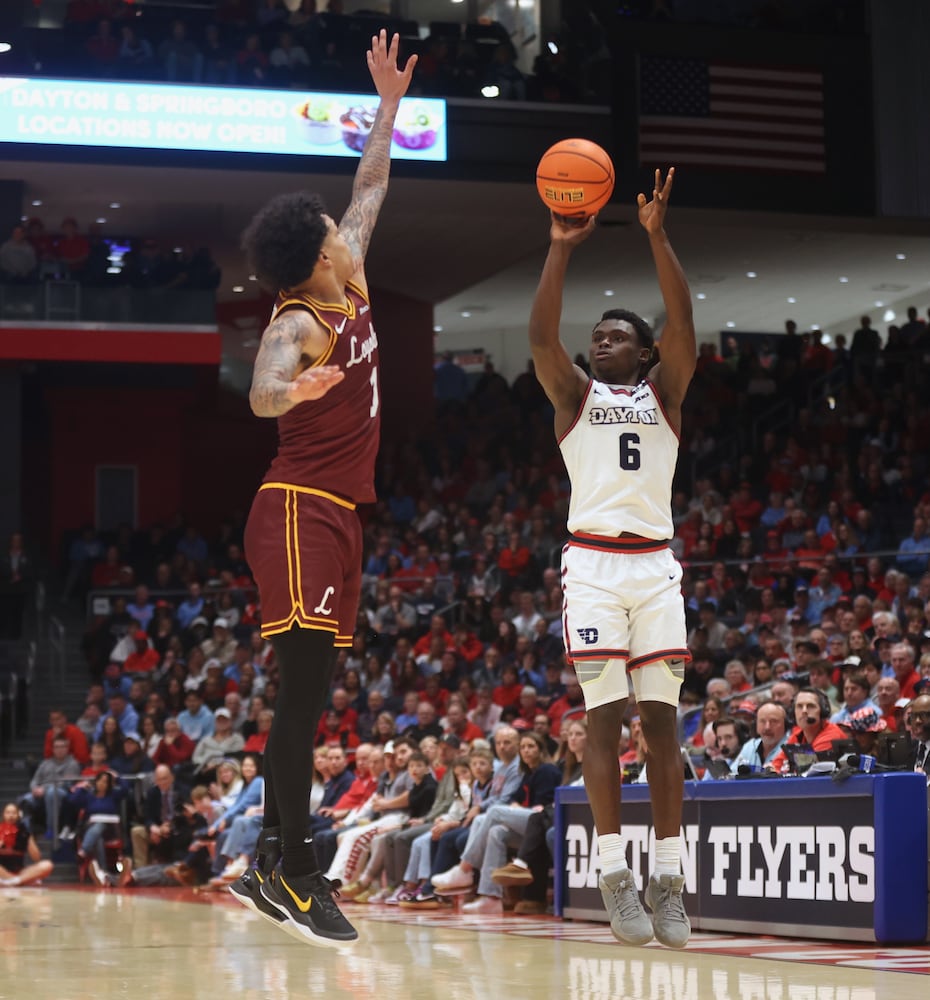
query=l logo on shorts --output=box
[576,627,599,645]
[314,586,335,615]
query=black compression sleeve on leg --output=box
[265,625,337,877]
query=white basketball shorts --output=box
[561,532,690,709]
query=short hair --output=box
[845,672,871,695]
[241,191,329,291]
[407,751,428,766]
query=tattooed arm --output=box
[249,310,344,418]
[339,30,417,263]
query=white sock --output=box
[597,833,628,875]
[654,836,682,877]
[512,858,529,870]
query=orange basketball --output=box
[535,138,615,218]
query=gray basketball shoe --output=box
[644,873,691,949]
[598,868,654,946]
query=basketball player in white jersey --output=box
[528,168,695,948]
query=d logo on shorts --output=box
[576,627,599,645]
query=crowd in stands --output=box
[13,302,930,901]
[10,1,610,105]
[0,217,221,290]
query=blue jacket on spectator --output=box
[214,776,264,831]
[94,703,139,741]
[177,704,214,741]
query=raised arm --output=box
[339,30,417,266]
[639,168,696,417]
[249,310,345,418]
[528,214,594,431]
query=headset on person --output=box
[795,686,831,726]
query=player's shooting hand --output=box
[549,212,596,248]
[637,167,675,235]
[367,29,417,104]
[287,365,345,403]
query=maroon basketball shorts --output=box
[244,483,362,646]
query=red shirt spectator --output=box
[44,712,89,765]
[493,681,522,710]
[124,632,160,674]
[547,682,586,737]
[244,730,270,754]
[331,772,378,814]
[793,530,826,573]
[498,532,532,581]
[314,707,359,748]
[413,615,454,658]
[452,627,484,663]
[393,543,439,594]
[730,482,763,533]
[151,727,195,767]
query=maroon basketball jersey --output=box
[262,279,380,504]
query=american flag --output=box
[638,56,825,174]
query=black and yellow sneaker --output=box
[228,825,286,926]
[260,870,359,948]
[228,866,287,925]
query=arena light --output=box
[838,276,849,283]
[695,292,706,300]
[481,85,500,98]
[0,43,12,55]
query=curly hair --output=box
[241,191,330,291]
[598,307,657,379]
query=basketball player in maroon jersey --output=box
[230,30,416,947]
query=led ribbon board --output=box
[0,78,447,161]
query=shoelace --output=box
[658,882,687,919]
[607,876,644,921]
[308,873,348,923]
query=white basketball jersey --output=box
[559,378,678,538]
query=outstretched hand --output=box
[286,365,345,404]
[367,29,417,103]
[637,167,675,234]
[549,211,596,249]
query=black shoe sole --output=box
[228,877,286,924]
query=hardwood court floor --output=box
[1,886,927,1000]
